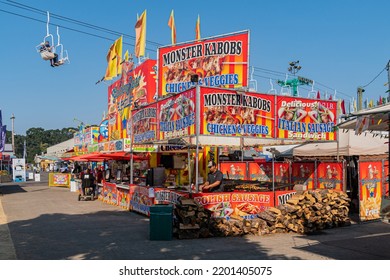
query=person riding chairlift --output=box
[39,40,59,67]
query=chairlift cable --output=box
[2,0,162,47]
[0,2,364,99]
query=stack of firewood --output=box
[257,189,352,234]
[173,197,211,239]
[173,190,351,239]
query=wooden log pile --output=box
[257,190,352,234]
[173,197,211,239]
[173,190,351,239]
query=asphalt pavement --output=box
[0,173,389,260]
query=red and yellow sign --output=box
[359,161,382,221]
[107,59,157,141]
[200,87,274,138]
[192,192,273,220]
[276,96,337,140]
[291,162,315,190]
[158,89,196,140]
[317,162,343,190]
[49,173,71,187]
[158,31,249,96]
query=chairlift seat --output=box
[55,60,65,66]
[280,86,291,96]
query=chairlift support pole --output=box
[56,26,61,45]
[277,77,311,97]
[46,11,50,37]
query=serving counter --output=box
[98,180,296,219]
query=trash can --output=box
[149,204,173,241]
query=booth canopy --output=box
[293,130,388,157]
[68,152,149,162]
[338,103,390,132]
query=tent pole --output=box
[272,151,275,206]
[130,117,134,185]
[336,127,340,161]
[195,84,200,192]
[188,146,192,195]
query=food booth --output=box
[70,30,345,224]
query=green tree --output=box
[5,127,76,163]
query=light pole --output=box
[386,60,390,101]
[288,60,302,76]
[278,60,310,97]
[10,113,15,154]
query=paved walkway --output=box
[0,176,389,260]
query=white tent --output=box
[293,130,388,157]
[338,103,390,132]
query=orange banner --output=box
[359,161,382,221]
[220,162,248,180]
[276,96,337,140]
[158,31,249,96]
[317,162,343,190]
[291,162,315,190]
[248,162,272,182]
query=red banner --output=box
[317,162,343,190]
[291,162,315,190]
[359,161,382,221]
[192,192,273,220]
[200,87,274,138]
[158,31,249,96]
[276,96,337,140]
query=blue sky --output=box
[1,0,389,135]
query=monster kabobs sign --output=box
[158,31,249,96]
